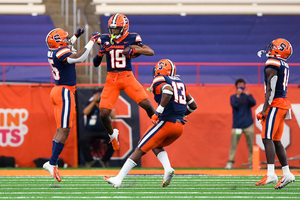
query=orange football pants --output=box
[99,71,148,110]
[261,107,288,141]
[138,121,184,153]
[50,85,76,129]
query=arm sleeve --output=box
[67,50,90,64]
[93,55,103,67]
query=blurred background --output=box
[0,0,299,169]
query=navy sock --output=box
[49,140,64,166]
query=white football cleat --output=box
[104,176,122,189]
[274,173,295,189]
[110,129,120,151]
[162,168,175,187]
[43,161,61,182]
[255,173,278,186]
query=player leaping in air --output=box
[255,38,295,189]
[93,13,156,151]
[43,27,100,182]
[104,59,197,188]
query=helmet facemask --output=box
[108,13,129,43]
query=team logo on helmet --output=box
[45,28,70,50]
[267,38,292,60]
[153,59,177,77]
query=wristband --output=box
[69,35,77,45]
[156,105,164,114]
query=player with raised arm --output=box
[43,27,100,182]
[93,13,155,151]
[104,59,197,188]
[255,38,295,189]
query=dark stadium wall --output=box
[76,89,141,167]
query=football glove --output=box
[122,45,136,58]
[256,112,265,121]
[74,27,84,38]
[98,41,112,57]
[151,112,161,125]
[90,32,101,42]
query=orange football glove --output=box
[151,112,160,125]
[256,112,265,121]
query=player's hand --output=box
[151,112,161,125]
[98,41,111,56]
[74,27,84,38]
[122,45,136,58]
[257,112,265,121]
[90,32,101,42]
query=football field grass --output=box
[0,173,299,199]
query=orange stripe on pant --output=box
[261,107,287,141]
[138,121,183,153]
[50,85,76,128]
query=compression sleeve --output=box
[66,41,94,64]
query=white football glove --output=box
[257,50,266,58]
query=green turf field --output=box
[0,175,299,199]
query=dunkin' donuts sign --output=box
[0,108,28,147]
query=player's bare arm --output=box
[151,83,173,125]
[136,44,154,56]
[261,67,278,116]
[159,84,173,106]
[185,94,197,116]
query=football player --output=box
[255,38,295,189]
[93,13,155,151]
[104,59,197,188]
[43,27,100,182]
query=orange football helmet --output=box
[153,59,177,77]
[266,38,293,60]
[45,28,70,50]
[108,13,129,39]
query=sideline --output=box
[1,169,300,176]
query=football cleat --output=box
[104,176,122,189]
[162,168,175,187]
[255,174,278,186]
[153,59,177,77]
[110,129,120,151]
[274,173,295,189]
[45,28,70,50]
[43,161,61,182]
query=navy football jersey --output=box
[264,57,289,99]
[98,33,142,71]
[152,75,187,123]
[47,47,76,86]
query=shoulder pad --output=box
[56,47,72,59]
[266,58,281,68]
[152,76,166,85]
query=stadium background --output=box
[0,0,299,169]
